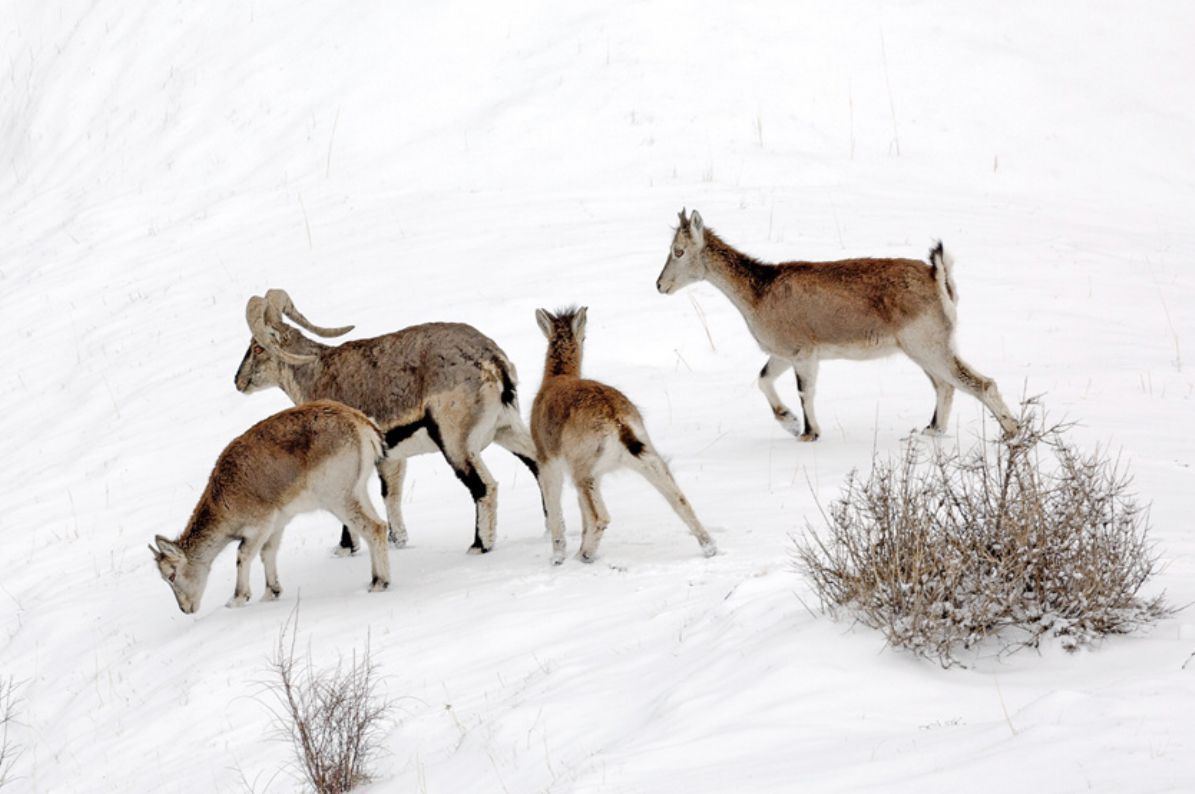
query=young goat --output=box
[531,307,717,564]
[234,289,538,555]
[657,210,1019,440]
[149,400,390,615]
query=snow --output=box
[2,1,1194,791]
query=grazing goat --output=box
[656,209,1019,439]
[531,307,717,564]
[234,289,538,555]
[149,400,390,614]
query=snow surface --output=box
[2,1,1194,792]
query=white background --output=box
[2,1,1193,791]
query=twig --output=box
[687,293,717,352]
[879,29,901,157]
[297,193,313,250]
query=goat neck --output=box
[543,333,583,380]
[699,230,777,314]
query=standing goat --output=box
[234,289,538,555]
[149,400,390,614]
[656,210,1019,439]
[531,307,717,564]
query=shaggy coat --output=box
[235,290,538,554]
[531,307,717,564]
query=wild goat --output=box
[531,307,717,564]
[235,289,538,555]
[149,400,390,614]
[656,210,1019,439]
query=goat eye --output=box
[673,248,684,258]
[168,572,177,583]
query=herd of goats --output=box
[148,209,1021,615]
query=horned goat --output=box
[234,289,538,555]
[149,400,390,614]
[531,307,717,564]
[656,210,1019,439]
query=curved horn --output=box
[264,289,353,338]
[246,296,318,366]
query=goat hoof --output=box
[576,550,596,564]
[387,525,408,548]
[798,432,820,442]
[226,593,250,608]
[551,552,566,566]
[332,544,359,558]
[701,542,718,558]
[922,425,946,437]
[369,577,389,592]
[778,416,804,436]
[262,587,282,601]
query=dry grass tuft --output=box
[266,611,392,793]
[794,406,1171,667]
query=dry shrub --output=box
[267,612,392,793]
[794,409,1170,667]
[0,677,21,789]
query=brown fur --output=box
[698,229,941,352]
[531,307,716,563]
[237,321,510,433]
[151,400,390,614]
[657,210,1019,439]
[532,377,642,462]
[235,296,539,553]
[178,401,376,554]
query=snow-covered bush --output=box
[794,409,1170,667]
[267,616,392,793]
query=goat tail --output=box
[929,240,958,321]
[494,350,520,410]
[364,418,386,464]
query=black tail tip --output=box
[500,367,518,407]
[619,426,646,457]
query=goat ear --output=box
[570,307,588,338]
[535,309,553,338]
[689,210,704,240]
[148,542,162,561]
[154,535,184,561]
[678,208,689,229]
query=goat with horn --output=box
[235,289,539,555]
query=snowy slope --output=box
[2,1,1194,791]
